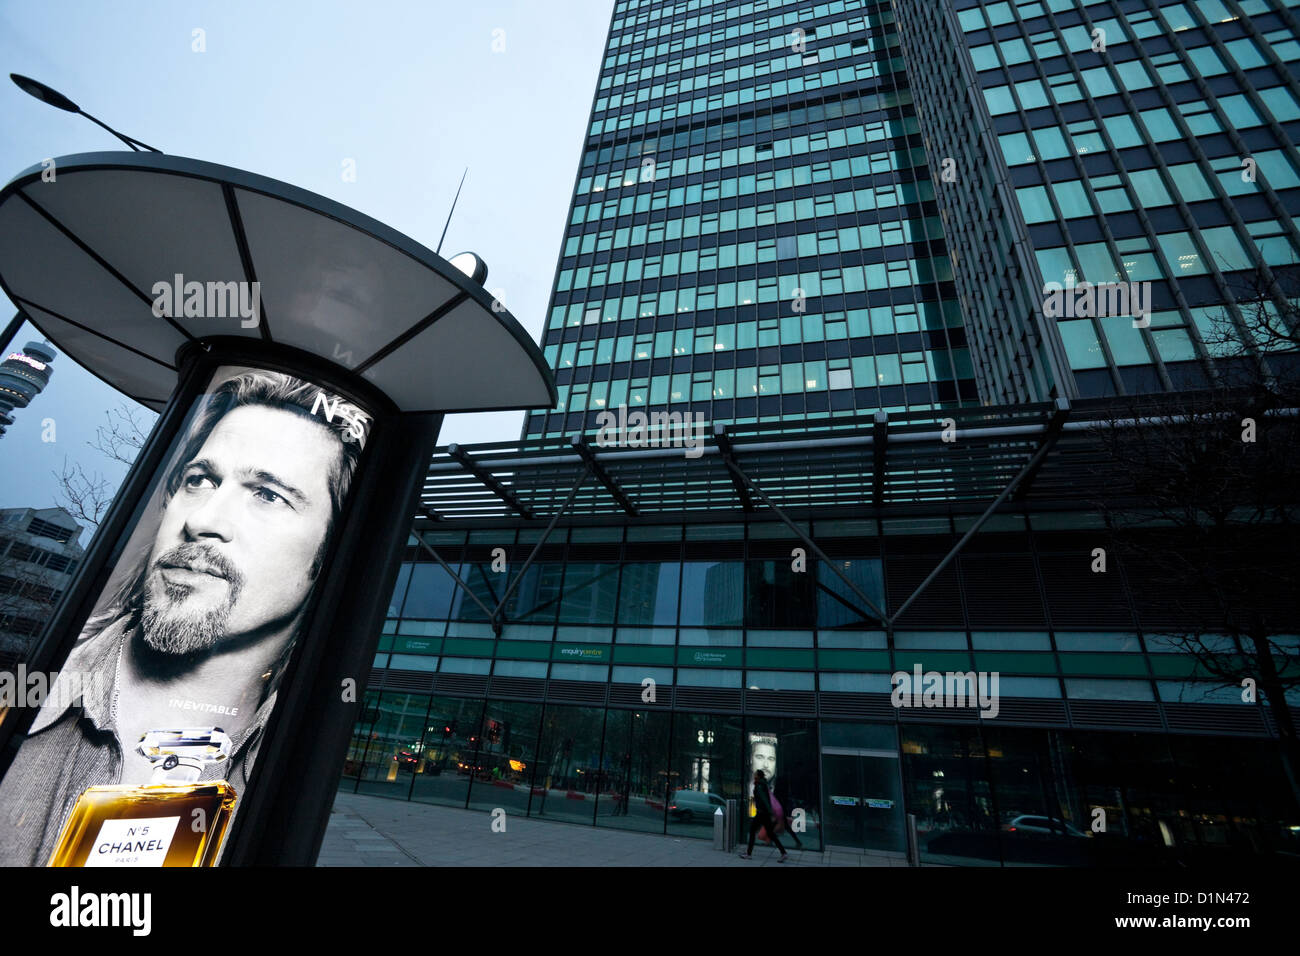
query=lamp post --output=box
[10,74,161,152]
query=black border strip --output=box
[17,188,195,343]
[354,290,469,374]
[222,182,273,343]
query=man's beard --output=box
[141,542,245,655]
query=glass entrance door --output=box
[821,748,905,853]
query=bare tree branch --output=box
[1083,276,1300,807]
[89,404,151,467]
[51,457,112,530]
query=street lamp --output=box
[10,74,161,152]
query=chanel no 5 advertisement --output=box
[0,366,370,866]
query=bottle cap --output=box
[138,728,232,784]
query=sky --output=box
[0,0,613,537]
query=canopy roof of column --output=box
[0,152,556,413]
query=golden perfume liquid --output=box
[47,727,238,867]
[47,781,236,867]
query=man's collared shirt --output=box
[0,614,276,866]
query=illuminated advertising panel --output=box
[0,366,370,866]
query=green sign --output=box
[392,636,440,655]
[677,647,742,668]
[552,644,610,663]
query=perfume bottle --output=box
[47,728,238,867]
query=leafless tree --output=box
[1204,262,1300,393]
[51,402,156,530]
[89,403,151,466]
[1087,270,1300,810]
[51,457,113,531]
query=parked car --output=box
[1003,814,1089,838]
[394,750,419,774]
[669,789,727,822]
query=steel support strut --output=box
[713,426,755,512]
[490,464,591,631]
[714,423,889,623]
[411,510,497,622]
[890,397,1070,625]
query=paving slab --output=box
[319,791,910,867]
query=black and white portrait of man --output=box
[0,367,369,866]
[748,732,778,811]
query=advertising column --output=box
[0,365,372,866]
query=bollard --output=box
[906,812,920,866]
[725,798,738,851]
[713,806,725,850]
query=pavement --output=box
[318,790,916,867]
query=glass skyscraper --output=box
[338,0,1300,865]
[527,0,1300,431]
[526,0,980,439]
[898,0,1300,402]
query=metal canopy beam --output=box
[447,442,534,519]
[714,423,889,623]
[713,423,755,512]
[572,436,639,516]
[414,402,1300,522]
[890,397,1071,625]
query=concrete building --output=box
[0,507,83,662]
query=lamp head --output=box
[448,251,488,286]
[10,74,80,113]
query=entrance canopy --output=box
[0,152,555,413]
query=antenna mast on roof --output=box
[436,168,469,256]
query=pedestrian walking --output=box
[772,776,803,849]
[739,769,789,862]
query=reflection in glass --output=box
[403,562,460,619]
[531,705,606,825]
[409,696,486,809]
[356,693,433,800]
[467,701,542,816]
[596,709,672,833]
[502,562,564,622]
[618,562,680,626]
[386,563,413,617]
[680,561,744,626]
[559,563,621,625]
[449,563,503,621]
[667,714,743,839]
[901,725,999,865]
[816,557,885,628]
[746,560,816,627]
[339,690,380,790]
[985,727,1088,865]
